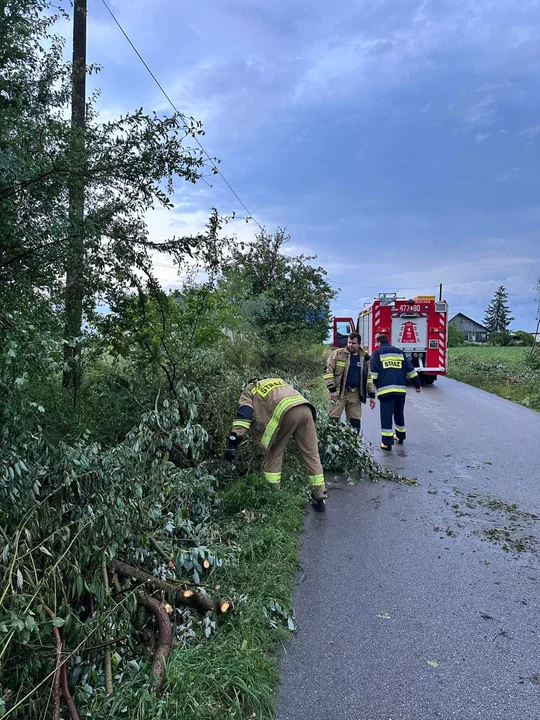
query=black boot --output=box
[311,491,326,513]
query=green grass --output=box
[163,475,306,720]
[448,346,540,411]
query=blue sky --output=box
[78,0,539,329]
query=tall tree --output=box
[484,285,513,333]
[0,0,218,404]
[224,228,337,352]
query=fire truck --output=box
[332,293,449,384]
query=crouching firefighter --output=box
[224,378,327,512]
[323,332,376,433]
[369,333,421,451]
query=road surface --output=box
[277,377,540,720]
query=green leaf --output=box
[287,617,296,631]
[52,617,65,627]
[25,615,37,632]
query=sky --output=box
[68,0,540,329]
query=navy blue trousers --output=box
[379,394,406,447]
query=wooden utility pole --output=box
[63,0,87,400]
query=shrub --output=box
[488,331,513,346]
[513,330,535,346]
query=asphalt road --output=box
[276,377,540,720]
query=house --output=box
[449,313,488,343]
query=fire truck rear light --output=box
[430,327,438,333]
[413,353,418,357]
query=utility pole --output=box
[63,0,87,401]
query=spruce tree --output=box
[484,286,514,333]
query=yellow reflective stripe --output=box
[381,355,405,362]
[336,361,346,366]
[407,371,418,378]
[370,373,378,379]
[395,425,405,432]
[232,420,251,429]
[377,386,406,396]
[251,378,283,394]
[308,474,325,487]
[381,431,394,437]
[323,373,334,380]
[261,396,306,448]
[264,472,282,484]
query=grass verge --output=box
[95,473,307,720]
[447,347,540,411]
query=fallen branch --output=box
[137,593,173,694]
[83,635,128,652]
[148,535,176,570]
[101,555,113,696]
[42,604,61,720]
[60,662,80,720]
[111,559,232,616]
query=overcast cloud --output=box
[79,0,540,328]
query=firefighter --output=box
[323,332,376,433]
[224,378,327,512]
[369,333,421,451]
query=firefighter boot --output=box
[310,487,327,513]
[380,443,392,451]
[393,435,404,445]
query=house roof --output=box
[449,312,488,330]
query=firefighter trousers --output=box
[328,388,362,432]
[379,394,406,447]
[263,404,326,498]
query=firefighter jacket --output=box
[323,347,375,402]
[231,378,316,451]
[369,342,421,397]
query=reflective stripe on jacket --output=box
[369,343,420,396]
[323,347,375,402]
[231,378,316,450]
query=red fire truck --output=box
[332,293,449,384]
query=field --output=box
[447,346,540,411]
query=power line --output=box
[99,0,263,230]
[327,278,440,292]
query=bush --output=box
[448,323,464,347]
[513,330,535,347]
[488,331,513,346]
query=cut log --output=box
[137,593,173,694]
[110,559,231,616]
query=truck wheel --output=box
[421,375,436,385]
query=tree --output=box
[0,0,220,404]
[513,330,534,346]
[484,285,514,333]
[223,228,337,357]
[447,322,463,347]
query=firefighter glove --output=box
[224,433,241,462]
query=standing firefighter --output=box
[224,378,327,512]
[323,332,376,433]
[369,334,421,451]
